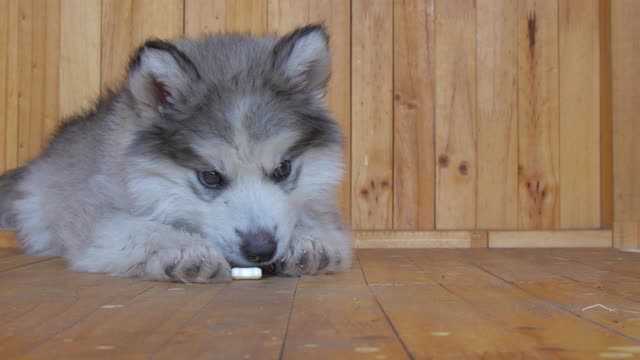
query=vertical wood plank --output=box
[393,0,435,230]
[101,0,184,93]
[267,0,309,32]
[60,0,101,120]
[517,0,560,229]
[352,0,393,230]
[435,0,477,230]
[0,0,19,173]
[614,222,640,249]
[185,0,267,36]
[612,0,640,248]
[226,0,267,35]
[599,0,613,229]
[559,0,600,229]
[476,0,518,230]
[184,0,227,36]
[18,0,60,166]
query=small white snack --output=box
[231,267,262,280]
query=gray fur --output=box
[0,25,351,282]
[0,167,24,230]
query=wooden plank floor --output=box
[1,249,640,359]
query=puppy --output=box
[0,25,351,283]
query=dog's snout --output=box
[238,229,277,263]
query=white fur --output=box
[282,30,330,98]
[72,214,230,282]
[14,176,57,255]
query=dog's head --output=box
[121,25,343,267]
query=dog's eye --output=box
[197,170,224,188]
[272,160,291,182]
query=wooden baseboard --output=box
[353,230,611,248]
[488,230,612,248]
[352,230,489,248]
[1,229,613,250]
[614,221,640,249]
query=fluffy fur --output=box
[0,25,351,283]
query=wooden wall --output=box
[1,0,635,248]
[612,0,640,249]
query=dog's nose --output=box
[238,229,277,263]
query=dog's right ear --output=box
[126,40,201,117]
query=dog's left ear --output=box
[273,24,331,97]
[127,39,201,117]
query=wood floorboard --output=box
[406,250,640,358]
[0,249,55,272]
[467,249,640,341]
[474,249,640,302]
[281,257,410,359]
[150,277,297,360]
[547,248,640,280]
[1,249,639,359]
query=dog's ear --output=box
[127,39,201,117]
[273,24,331,98]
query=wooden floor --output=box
[1,249,640,359]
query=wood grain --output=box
[0,251,53,272]
[476,0,519,230]
[0,0,19,173]
[282,259,410,359]
[352,230,485,249]
[0,259,154,358]
[372,283,545,358]
[472,249,640,342]
[268,0,352,226]
[435,0,477,230]
[393,0,435,230]
[612,0,640,248]
[60,0,101,120]
[407,249,640,357]
[559,0,601,229]
[17,0,60,166]
[20,284,223,359]
[184,0,227,36]
[353,229,609,249]
[517,0,560,229]
[226,0,267,35]
[0,1,628,237]
[547,247,640,279]
[185,0,267,36]
[267,0,309,32]
[101,0,184,93]
[363,250,546,358]
[351,0,393,230]
[149,279,296,359]
[599,0,613,229]
[1,248,639,358]
[357,250,435,285]
[614,221,640,249]
[489,230,612,248]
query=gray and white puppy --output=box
[0,24,351,283]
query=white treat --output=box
[231,267,262,280]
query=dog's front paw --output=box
[145,242,231,283]
[276,239,345,276]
